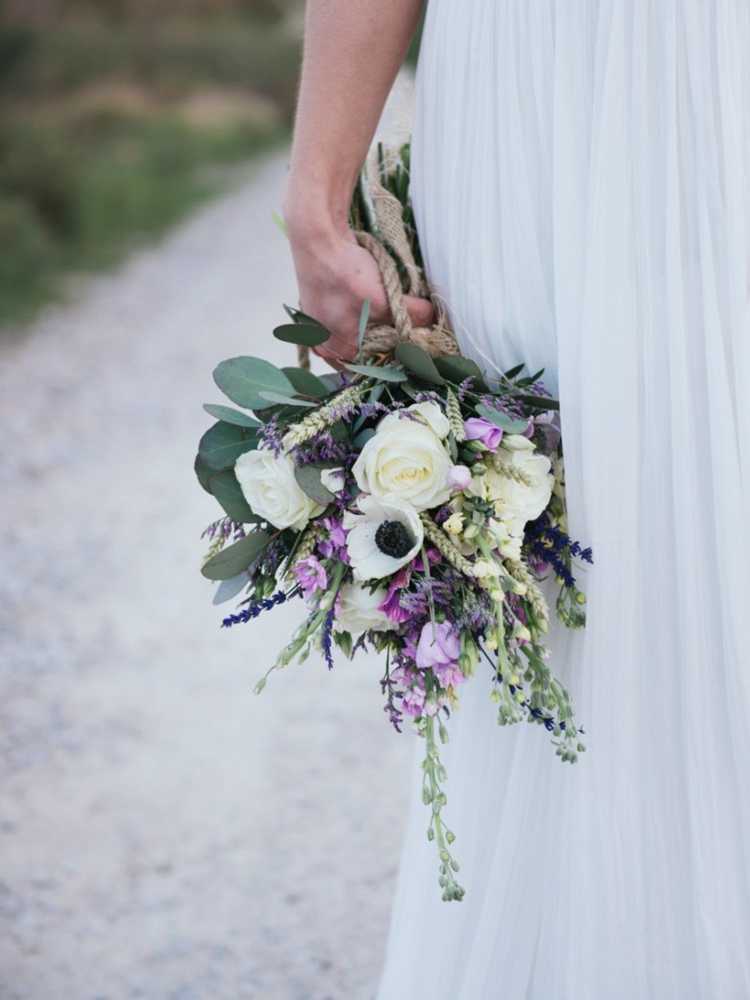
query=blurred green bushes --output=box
[0,5,302,326]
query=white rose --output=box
[334,582,392,635]
[352,421,452,512]
[234,449,322,532]
[379,401,450,439]
[483,435,553,535]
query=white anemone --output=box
[343,495,424,581]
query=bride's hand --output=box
[285,217,435,368]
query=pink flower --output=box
[293,555,328,596]
[416,621,461,671]
[402,683,426,718]
[433,661,465,689]
[464,417,503,451]
[318,517,349,561]
[447,464,472,491]
[378,568,412,624]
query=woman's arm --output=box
[283,0,433,365]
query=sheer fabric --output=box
[378,2,750,997]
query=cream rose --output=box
[378,401,450,439]
[352,419,452,512]
[482,434,553,535]
[334,582,391,635]
[234,449,321,531]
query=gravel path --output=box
[0,84,417,999]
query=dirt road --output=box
[0,82,417,998]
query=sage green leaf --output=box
[282,367,329,398]
[353,427,376,449]
[433,355,487,387]
[283,304,328,329]
[503,363,525,379]
[273,323,331,348]
[212,573,249,606]
[213,356,295,410]
[194,454,214,494]
[294,465,335,506]
[208,470,257,523]
[199,421,258,471]
[203,404,261,429]
[201,530,273,581]
[517,393,559,411]
[475,404,529,434]
[357,299,371,353]
[345,363,407,382]
[395,343,445,385]
[258,391,316,408]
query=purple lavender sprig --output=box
[322,608,335,670]
[222,590,291,628]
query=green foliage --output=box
[294,465,334,506]
[213,356,296,410]
[202,404,261,428]
[273,323,330,348]
[208,469,257,523]
[395,343,446,386]
[474,404,528,434]
[201,529,273,581]
[198,421,258,470]
[281,367,329,398]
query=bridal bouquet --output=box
[195,145,591,901]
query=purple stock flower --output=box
[416,621,461,671]
[464,417,503,451]
[293,555,328,596]
[317,516,349,561]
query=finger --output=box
[403,295,436,328]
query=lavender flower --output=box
[222,590,290,628]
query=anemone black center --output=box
[375,520,414,559]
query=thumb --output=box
[403,295,436,329]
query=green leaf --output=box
[213,356,295,410]
[357,299,371,353]
[503,363,526,380]
[353,427,376,449]
[194,454,214,494]
[475,404,529,434]
[282,367,329,398]
[394,343,445,385]
[202,404,261,428]
[258,391,316,408]
[213,573,249,605]
[273,323,331,348]
[344,362,408,382]
[517,393,559,411]
[433,355,487,388]
[294,465,335,506]
[283,303,327,328]
[208,470,258,523]
[199,422,258,471]
[201,530,273,581]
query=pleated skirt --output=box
[378,3,750,997]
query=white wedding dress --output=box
[378,3,750,998]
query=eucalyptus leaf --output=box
[394,343,445,385]
[199,422,258,471]
[194,453,214,494]
[212,573,249,605]
[353,427,376,449]
[203,404,261,429]
[517,393,560,411]
[282,367,329,398]
[283,304,329,330]
[208,470,257,523]
[357,299,371,353]
[201,530,273,581]
[294,465,335,506]
[433,355,487,388]
[273,323,331,348]
[345,363,407,382]
[213,356,295,410]
[475,404,529,434]
[258,391,316,408]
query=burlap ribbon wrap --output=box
[297,162,459,370]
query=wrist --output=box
[283,173,357,249]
